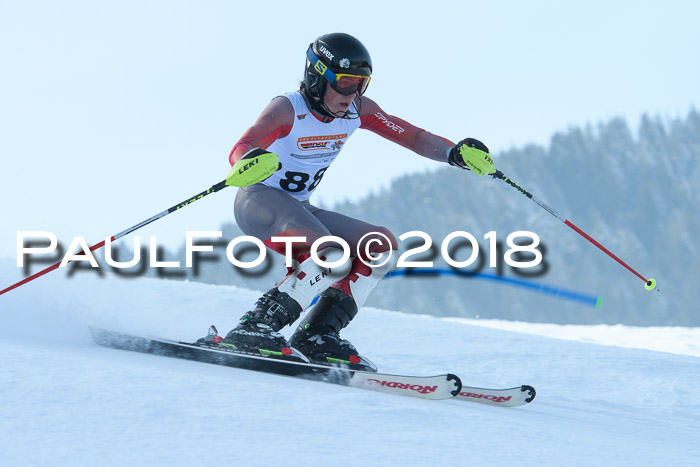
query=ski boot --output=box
[289,288,376,372]
[219,288,306,360]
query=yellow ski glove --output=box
[226,148,280,187]
[448,138,496,176]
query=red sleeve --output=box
[229,96,295,166]
[358,96,455,163]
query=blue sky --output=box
[1,0,698,258]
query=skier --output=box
[216,32,494,369]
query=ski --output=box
[89,327,536,406]
[89,327,462,400]
[455,385,536,407]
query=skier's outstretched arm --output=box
[358,96,495,175]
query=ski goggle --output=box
[306,46,371,96]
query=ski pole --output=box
[1,151,279,296]
[491,170,658,291]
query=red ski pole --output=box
[492,170,658,291]
[1,151,279,296]
[1,180,228,296]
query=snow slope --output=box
[448,318,700,358]
[1,263,699,466]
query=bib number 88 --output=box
[279,166,329,193]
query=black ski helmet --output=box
[304,33,373,100]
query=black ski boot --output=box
[289,288,376,371]
[220,288,303,358]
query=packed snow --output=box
[1,261,698,466]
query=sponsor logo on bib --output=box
[297,134,348,151]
